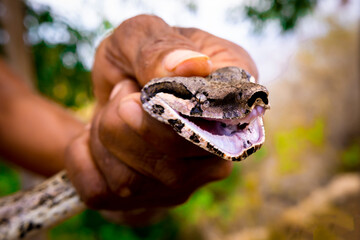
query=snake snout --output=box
[246,90,269,108]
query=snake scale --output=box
[0,67,269,239]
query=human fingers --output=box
[95,80,232,188]
[65,125,229,211]
[65,132,191,211]
[65,124,193,210]
[92,14,213,106]
[64,130,114,208]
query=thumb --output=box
[162,49,212,77]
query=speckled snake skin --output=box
[0,171,85,239]
[0,67,269,239]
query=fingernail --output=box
[118,98,143,131]
[164,49,212,76]
[109,82,123,100]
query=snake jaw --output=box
[177,105,266,160]
[142,94,267,161]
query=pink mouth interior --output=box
[183,105,265,136]
[178,105,265,156]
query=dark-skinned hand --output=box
[65,15,258,216]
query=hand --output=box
[65,15,258,211]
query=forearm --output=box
[0,60,84,176]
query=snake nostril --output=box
[247,91,268,107]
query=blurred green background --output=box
[0,0,359,239]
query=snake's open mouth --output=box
[141,66,270,160]
[179,105,266,159]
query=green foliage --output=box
[32,42,92,107]
[245,0,317,32]
[340,140,360,172]
[253,146,267,163]
[173,165,243,226]
[50,210,179,240]
[274,118,325,174]
[25,5,94,108]
[0,161,21,196]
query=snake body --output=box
[0,171,84,239]
[0,67,269,239]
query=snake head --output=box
[141,67,270,161]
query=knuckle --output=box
[118,14,163,32]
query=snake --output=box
[0,66,269,239]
